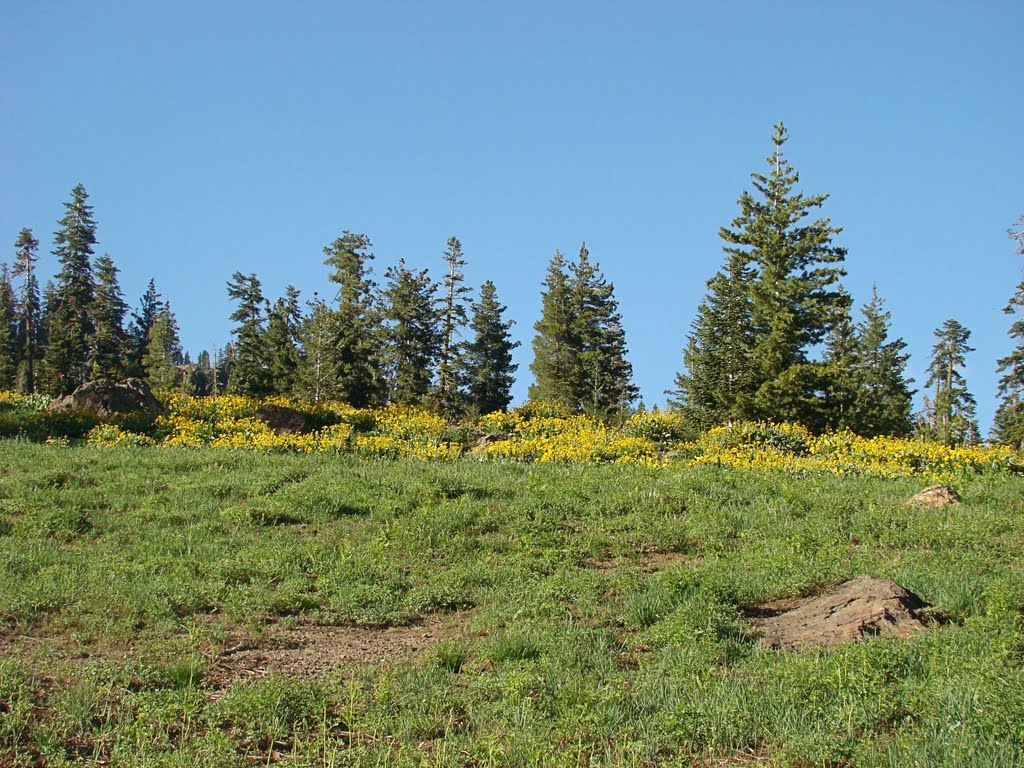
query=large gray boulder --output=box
[47,378,164,417]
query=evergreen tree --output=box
[11,228,41,392]
[921,319,979,445]
[126,279,162,377]
[225,271,270,395]
[743,125,848,395]
[143,303,183,393]
[434,236,472,416]
[529,251,578,407]
[993,215,1024,447]
[569,244,637,416]
[263,285,302,395]
[671,123,848,429]
[0,265,16,389]
[461,280,519,415]
[529,245,636,415]
[821,292,859,431]
[847,287,914,437]
[381,261,441,405]
[319,232,384,407]
[189,350,215,396]
[295,295,334,402]
[45,183,98,394]
[668,251,757,430]
[90,254,129,380]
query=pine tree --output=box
[993,215,1024,447]
[186,350,215,396]
[922,319,979,445]
[821,292,859,431]
[295,295,334,403]
[569,244,637,417]
[319,232,384,407]
[461,280,519,415]
[143,303,183,393]
[263,286,302,396]
[11,228,41,392]
[671,124,848,430]
[744,125,847,393]
[45,183,98,394]
[226,271,270,395]
[381,260,441,405]
[126,279,162,378]
[434,236,472,416]
[90,254,129,380]
[668,251,757,430]
[847,287,914,437]
[529,251,577,407]
[0,265,16,389]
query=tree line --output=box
[3,127,1023,445]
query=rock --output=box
[474,433,507,450]
[909,485,961,507]
[253,404,316,435]
[463,433,507,455]
[751,576,931,650]
[47,378,163,417]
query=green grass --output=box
[0,441,1022,766]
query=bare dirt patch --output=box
[0,623,135,670]
[210,615,460,685]
[749,576,933,650]
[638,551,695,573]
[579,551,694,573]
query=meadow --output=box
[1,429,1023,766]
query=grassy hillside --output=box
[1,442,1022,766]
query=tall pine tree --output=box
[529,251,578,407]
[570,244,637,417]
[143,303,183,393]
[45,184,98,394]
[295,295,334,403]
[264,286,302,396]
[0,265,15,389]
[11,228,41,392]
[381,261,441,405]
[993,215,1024,447]
[126,279,162,378]
[821,291,859,431]
[847,287,913,437]
[669,251,757,430]
[461,280,519,415]
[530,245,636,416]
[434,236,471,416]
[671,123,848,430]
[90,254,129,380]
[225,272,270,395]
[920,318,979,445]
[318,232,383,407]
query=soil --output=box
[209,615,459,685]
[0,624,136,671]
[749,576,932,650]
[579,551,694,572]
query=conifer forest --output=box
[3,124,1021,447]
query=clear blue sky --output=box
[2,1,1021,430]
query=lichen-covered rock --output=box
[909,485,961,507]
[253,404,316,435]
[751,576,931,650]
[47,378,163,417]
